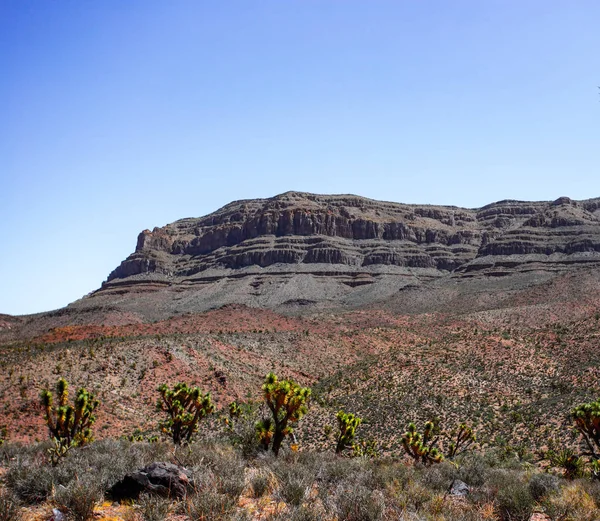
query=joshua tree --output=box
[255,417,275,451]
[40,378,99,464]
[335,410,362,454]
[444,422,476,459]
[157,383,215,445]
[261,372,311,456]
[402,420,444,465]
[572,398,600,478]
[228,401,242,419]
[572,399,600,458]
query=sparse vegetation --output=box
[2,281,600,518]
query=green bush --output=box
[5,455,56,503]
[332,484,384,521]
[491,472,535,521]
[528,472,559,501]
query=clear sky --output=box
[1,1,598,315]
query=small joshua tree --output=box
[261,372,311,456]
[40,378,99,464]
[229,401,242,419]
[255,417,275,451]
[444,422,476,459]
[335,410,362,454]
[402,420,444,465]
[572,398,600,478]
[157,383,215,445]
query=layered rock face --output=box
[89,192,600,315]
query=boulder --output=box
[449,479,470,497]
[109,462,193,500]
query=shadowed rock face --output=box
[106,193,600,279]
[88,192,600,316]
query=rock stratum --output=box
[67,191,600,319]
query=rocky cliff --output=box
[82,192,600,317]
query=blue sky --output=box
[1,1,598,315]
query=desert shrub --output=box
[137,493,170,521]
[250,470,272,498]
[419,461,458,492]
[403,481,434,512]
[318,455,370,486]
[581,479,600,507]
[0,492,21,521]
[332,484,384,521]
[60,439,141,491]
[54,478,103,521]
[528,472,560,501]
[271,459,316,506]
[369,459,412,490]
[215,465,246,498]
[226,406,263,458]
[180,443,246,498]
[5,457,56,503]
[266,503,325,521]
[457,452,492,487]
[489,471,534,521]
[6,439,170,504]
[185,488,237,521]
[542,482,600,521]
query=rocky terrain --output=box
[2,193,600,521]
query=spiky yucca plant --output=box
[261,372,311,456]
[228,401,242,418]
[572,399,600,460]
[156,383,215,445]
[255,417,274,451]
[402,420,444,465]
[335,410,362,454]
[40,378,99,464]
[572,398,600,479]
[445,422,476,459]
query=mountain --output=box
[72,191,600,320]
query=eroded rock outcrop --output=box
[88,192,600,315]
